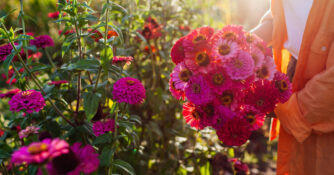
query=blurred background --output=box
[0,0,275,174]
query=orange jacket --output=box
[270,0,334,174]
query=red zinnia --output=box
[171,37,186,64]
[182,102,204,130]
[216,118,251,146]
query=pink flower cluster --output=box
[92,119,115,136]
[112,77,146,105]
[169,25,292,146]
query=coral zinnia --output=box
[11,138,69,165]
[183,26,214,51]
[244,80,279,113]
[170,62,192,90]
[272,72,292,103]
[206,65,232,94]
[185,75,213,105]
[238,105,265,131]
[185,48,213,74]
[30,35,54,48]
[46,143,99,175]
[171,37,186,64]
[112,77,146,105]
[9,90,46,114]
[92,119,115,136]
[224,50,254,80]
[256,56,276,80]
[216,118,251,146]
[182,102,204,130]
[0,88,21,99]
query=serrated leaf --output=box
[112,159,135,175]
[83,92,101,121]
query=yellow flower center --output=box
[234,59,244,69]
[256,66,269,79]
[193,35,206,43]
[212,73,225,85]
[220,91,233,106]
[192,110,201,119]
[195,52,210,66]
[218,44,231,56]
[256,99,264,107]
[245,114,256,125]
[178,69,192,82]
[223,32,236,40]
[126,80,135,85]
[21,91,32,97]
[27,143,49,154]
[279,80,289,91]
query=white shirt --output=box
[283,0,313,59]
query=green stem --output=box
[74,17,82,118]
[19,0,29,60]
[43,48,56,68]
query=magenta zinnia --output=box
[46,143,99,175]
[170,62,192,90]
[92,119,115,136]
[244,80,279,113]
[272,72,292,103]
[238,105,265,131]
[11,138,69,165]
[212,105,236,130]
[216,118,251,146]
[112,77,146,105]
[30,35,54,48]
[205,65,232,94]
[224,50,254,80]
[185,75,213,105]
[0,44,12,61]
[9,90,46,114]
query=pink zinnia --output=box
[250,47,264,68]
[9,90,46,114]
[272,72,292,103]
[112,56,133,66]
[184,48,213,74]
[112,77,146,105]
[224,50,254,80]
[216,118,251,146]
[11,138,69,165]
[48,80,69,86]
[92,119,115,136]
[0,88,21,99]
[171,37,186,64]
[212,105,236,130]
[183,26,214,51]
[48,11,60,19]
[214,89,241,110]
[170,62,192,90]
[214,25,246,44]
[182,102,204,130]
[205,65,232,94]
[238,105,265,131]
[256,56,276,80]
[46,143,99,175]
[0,44,12,61]
[185,75,214,105]
[19,126,40,139]
[244,80,279,113]
[210,37,239,63]
[28,52,43,61]
[169,78,185,100]
[30,35,54,48]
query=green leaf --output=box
[99,147,115,166]
[3,52,15,78]
[61,59,100,71]
[101,46,113,71]
[93,133,113,145]
[112,159,135,175]
[44,121,61,137]
[83,92,101,121]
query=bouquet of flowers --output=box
[169,25,292,146]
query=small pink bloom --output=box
[19,126,40,139]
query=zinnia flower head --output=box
[112,77,146,105]
[183,26,214,51]
[9,90,46,114]
[205,65,232,94]
[169,78,185,100]
[112,56,133,66]
[238,105,265,131]
[19,126,40,139]
[11,138,69,165]
[224,50,255,80]
[48,80,69,86]
[272,72,292,103]
[185,75,214,105]
[171,37,186,64]
[197,103,219,128]
[244,79,279,113]
[212,105,236,130]
[170,62,192,90]
[0,44,13,61]
[216,118,251,146]
[140,23,162,40]
[28,52,43,61]
[46,143,99,175]
[182,102,204,130]
[92,119,115,136]
[214,89,241,110]
[210,38,240,63]
[0,88,21,99]
[250,47,265,68]
[214,25,246,44]
[185,47,213,74]
[48,11,60,19]
[256,56,276,80]
[30,35,54,48]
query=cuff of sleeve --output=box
[274,93,312,143]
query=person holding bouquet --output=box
[252,0,334,174]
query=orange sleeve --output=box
[275,93,312,143]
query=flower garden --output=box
[0,0,279,174]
